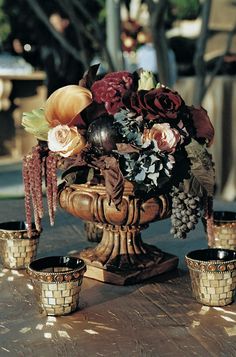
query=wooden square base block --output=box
[80,252,179,285]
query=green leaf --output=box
[185,139,215,196]
[22,108,50,141]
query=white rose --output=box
[48,125,86,157]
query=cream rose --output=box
[142,123,181,153]
[48,125,86,157]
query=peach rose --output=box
[142,123,181,153]
[48,125,86,157]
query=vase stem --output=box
[80,224,163,270]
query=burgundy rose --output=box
[188,106,214,146]
[91,71,133,115]
[133,87,184,120]
[122,92,142,114]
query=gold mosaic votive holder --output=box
[27,256,86,316]
[186,248,236,306]
[0,221,40,269]
[209,211,236,250]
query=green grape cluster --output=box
[170,187,201,239]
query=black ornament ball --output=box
[87,116,120,154]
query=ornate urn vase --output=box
[21,67,215,287]
[59,181,178,285]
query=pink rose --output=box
[48,125,86,157]
[142,123,181,153]
[188,106,214,146]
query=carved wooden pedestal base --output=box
[78,252,178,285]
[59,183,178,285]
[74,225,178,285]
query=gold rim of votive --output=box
[27,256,86,283]
[185,248,236,273]
[0,221,41,239]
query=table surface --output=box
[0,198,236,357]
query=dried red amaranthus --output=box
[28,153,41,232]
[32,146,44,219]
[22,144,58,237]
[203,195,214,246]
[22,155,33,237]
[46,152,58,226]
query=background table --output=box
[0,197,236,356]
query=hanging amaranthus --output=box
[32,146,44,219]
[46,152,58,226]
[203,195,214,246]
[22,144,58,237]
[22,155,33,237]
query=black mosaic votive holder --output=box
[27,256,86,316]
[0,221,40,269]
[186,248,236,306]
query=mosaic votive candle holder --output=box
[186,248,236,306]
[209,211,236,250]
[0,221,40,269]
[27,256,86,316]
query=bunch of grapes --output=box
[170,187,202,239]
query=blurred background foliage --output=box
[0,0,200,69]
[168,0,201,20]
[0,0,106,68]
[0,0,234,104]
[0,0,10,43]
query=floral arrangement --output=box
[22,65,215,239]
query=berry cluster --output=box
[170,187,201,239]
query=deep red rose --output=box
[188,105,214,146]
[140,87,184,120]
[123,91,143,114]
[91,71,133,115]
[124,87,184,120]
[121,91,139,114]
